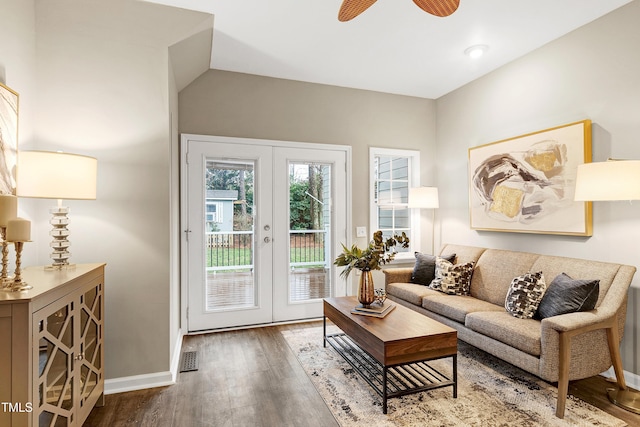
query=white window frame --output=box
[369,147,421,260]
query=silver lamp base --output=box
[607,387,640,415]
[49,205,72,267]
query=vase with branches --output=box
[334,230,409,307]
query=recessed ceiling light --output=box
[464,45,489,59]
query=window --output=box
[369,148,420,258]
[206,201,223,223]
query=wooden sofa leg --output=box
[606,326,627,390]
[556,332,571,419]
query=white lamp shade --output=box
[408,187,439,209]
[16,151,97,200]
[574,160,640,201]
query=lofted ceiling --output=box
[147,0,632,99]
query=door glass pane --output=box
[205,160,256,311]
[288,162,331,302]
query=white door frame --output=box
[180,134,352,332]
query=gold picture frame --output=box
[468,120,592,236]
[0,82,19,195]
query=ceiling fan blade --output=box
[413,0,460,17]
[338,0,378,22]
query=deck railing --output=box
[206,231,253,271]
[289,229,326,269]
[206,229,328,272]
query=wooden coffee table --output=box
[323,296,457,413]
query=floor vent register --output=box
[180,351,199,372]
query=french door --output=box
[181,135,349,331]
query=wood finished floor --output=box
[84,321,640,427]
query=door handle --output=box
[264,237,271,243]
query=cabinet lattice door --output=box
[33,277,104,427]
[77,282,103,423]
[35,300,75,426]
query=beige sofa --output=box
[383,243,636,418]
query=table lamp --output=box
[574,158,640,414]
[16,151,97,268]
[408,187,439,254]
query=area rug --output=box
[281,326,626,427]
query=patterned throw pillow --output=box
[504,271,546,319]
[429,257,475,295]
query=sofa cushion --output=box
[466,311,542,356]
[439,244,486,266]
[386,282,442,306]
[429,258,475,295]
[536,273,599,319]
[422,294,504,323]
[530,255,618,308]
[470,249,539,306]
[505,271,546,319]
[411,252,456,285]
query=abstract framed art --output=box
[468,120,592,236]
[0,82,18,195]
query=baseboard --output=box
[105,329,185,395]
[601,367,640,390]
[104,371,175,395]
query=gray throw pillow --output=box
[536,273,599,319]
[411,252,456,285]
[505,271,546,319]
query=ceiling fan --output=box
[338,0,460,22]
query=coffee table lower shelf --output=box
[324,332,457,414]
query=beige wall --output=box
[436,0,640,380]
[30,0,211,382]
[0,0,35,144]
[179,70,438,287]
[0,0,39,268]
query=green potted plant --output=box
[334,230,409,307]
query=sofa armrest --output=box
[382,267,413,286]
[542,264,635,335]
[541,309,614,334]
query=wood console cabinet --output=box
[0,263,105,427]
